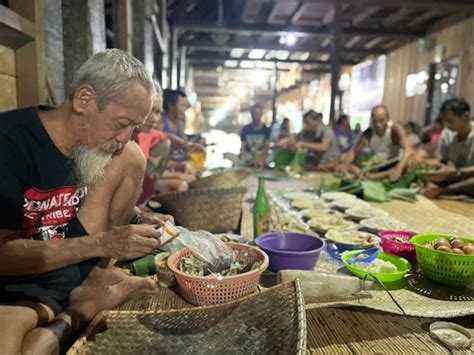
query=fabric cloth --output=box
[0,106,99,314]
[135,129,167,160]
[297,125,340,166]
[437,123,474,168]
[407,133,421,148]
[333,126,353,153]
[240,123,271,154]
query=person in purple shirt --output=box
[333,114,353,153]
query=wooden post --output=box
[62,0,105,96]
[170,27,179,89]
[329,0,342,123]
[179,46,187,88]
[114,0,132,52]
[271,62,278,125]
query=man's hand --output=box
[187,143,206,154]
[98,224,161,260]
[388,167,403,182]
[428,164,456,184]
[138,212,175,226]
[420,185,445,199]
[295,141,305,150]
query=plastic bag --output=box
[160,227,236,273]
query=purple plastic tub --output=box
[255,232,325,271]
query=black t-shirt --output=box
[0,106,87,240]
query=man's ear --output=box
[71,85,96,113]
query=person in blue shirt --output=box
[240,104,271,168]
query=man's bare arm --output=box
[0,224,159,275]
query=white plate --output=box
[321,192,357,201]
[345,207,389,220]
[359,217,409,233]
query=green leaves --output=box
[362,181,387,202]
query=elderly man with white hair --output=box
[0,49,172,354]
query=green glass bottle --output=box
[253,177,270,238]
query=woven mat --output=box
[307,251,474,318]
[240,172,474,318]
[115,276,192,312]
[306,306,474,354]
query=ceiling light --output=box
[248,49,266,59]
[224,60,239,68]
[230,48,245,58]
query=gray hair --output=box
[68,49,155,110]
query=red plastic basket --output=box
[379,230,417,266]
[167,242,269,306]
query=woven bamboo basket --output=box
[156,186,247,233]
[189,168,250,189]
[67,281,306,355]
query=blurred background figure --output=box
[334,114,353,153]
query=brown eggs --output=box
[434,238,450,249]
[437,245,452,253]
[450,239,466,249]
[429,237,474,255]
[463,244,474,255]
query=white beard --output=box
[69,141,122,186]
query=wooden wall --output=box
[0,44,17,111]
[382,16,474,125]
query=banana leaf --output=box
[387,188,417,202]
[361,181,387,202]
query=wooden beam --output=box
[0,5,35,49]
[187,53,346,66]
[408,9,441,26]
[250,0,474,12]
[174,21,424,38]
[345,35,360,48]
[180,38,387,55]
[384,8,416,24]
[150,14,167,53]
[352,6,380,25]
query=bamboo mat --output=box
[239,172,474,318]
[306,307,474,354]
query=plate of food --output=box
[325,229,380,251]
[359,217,409,234]
[291,198,329,210]
[345,206,389,221]
[308,215,358,234]
[301,208,342,219]
[341,250,411,282]
[321,192,357,202]
[283,192,320,201]
[330,198,369,211]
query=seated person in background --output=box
[405,121,421,148]
[0,49,173,354]
[333,114,353,153]
[161,89,205,160]
[420,98,474,198]
[295,110,340,171]
[134,82,191,205]
[240,104,271,168]
[337,105,412,181]
[275,117,292,148]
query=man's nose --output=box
[116,126,134,143]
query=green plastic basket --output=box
[341,250,411,283]
[410,234,474,287]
